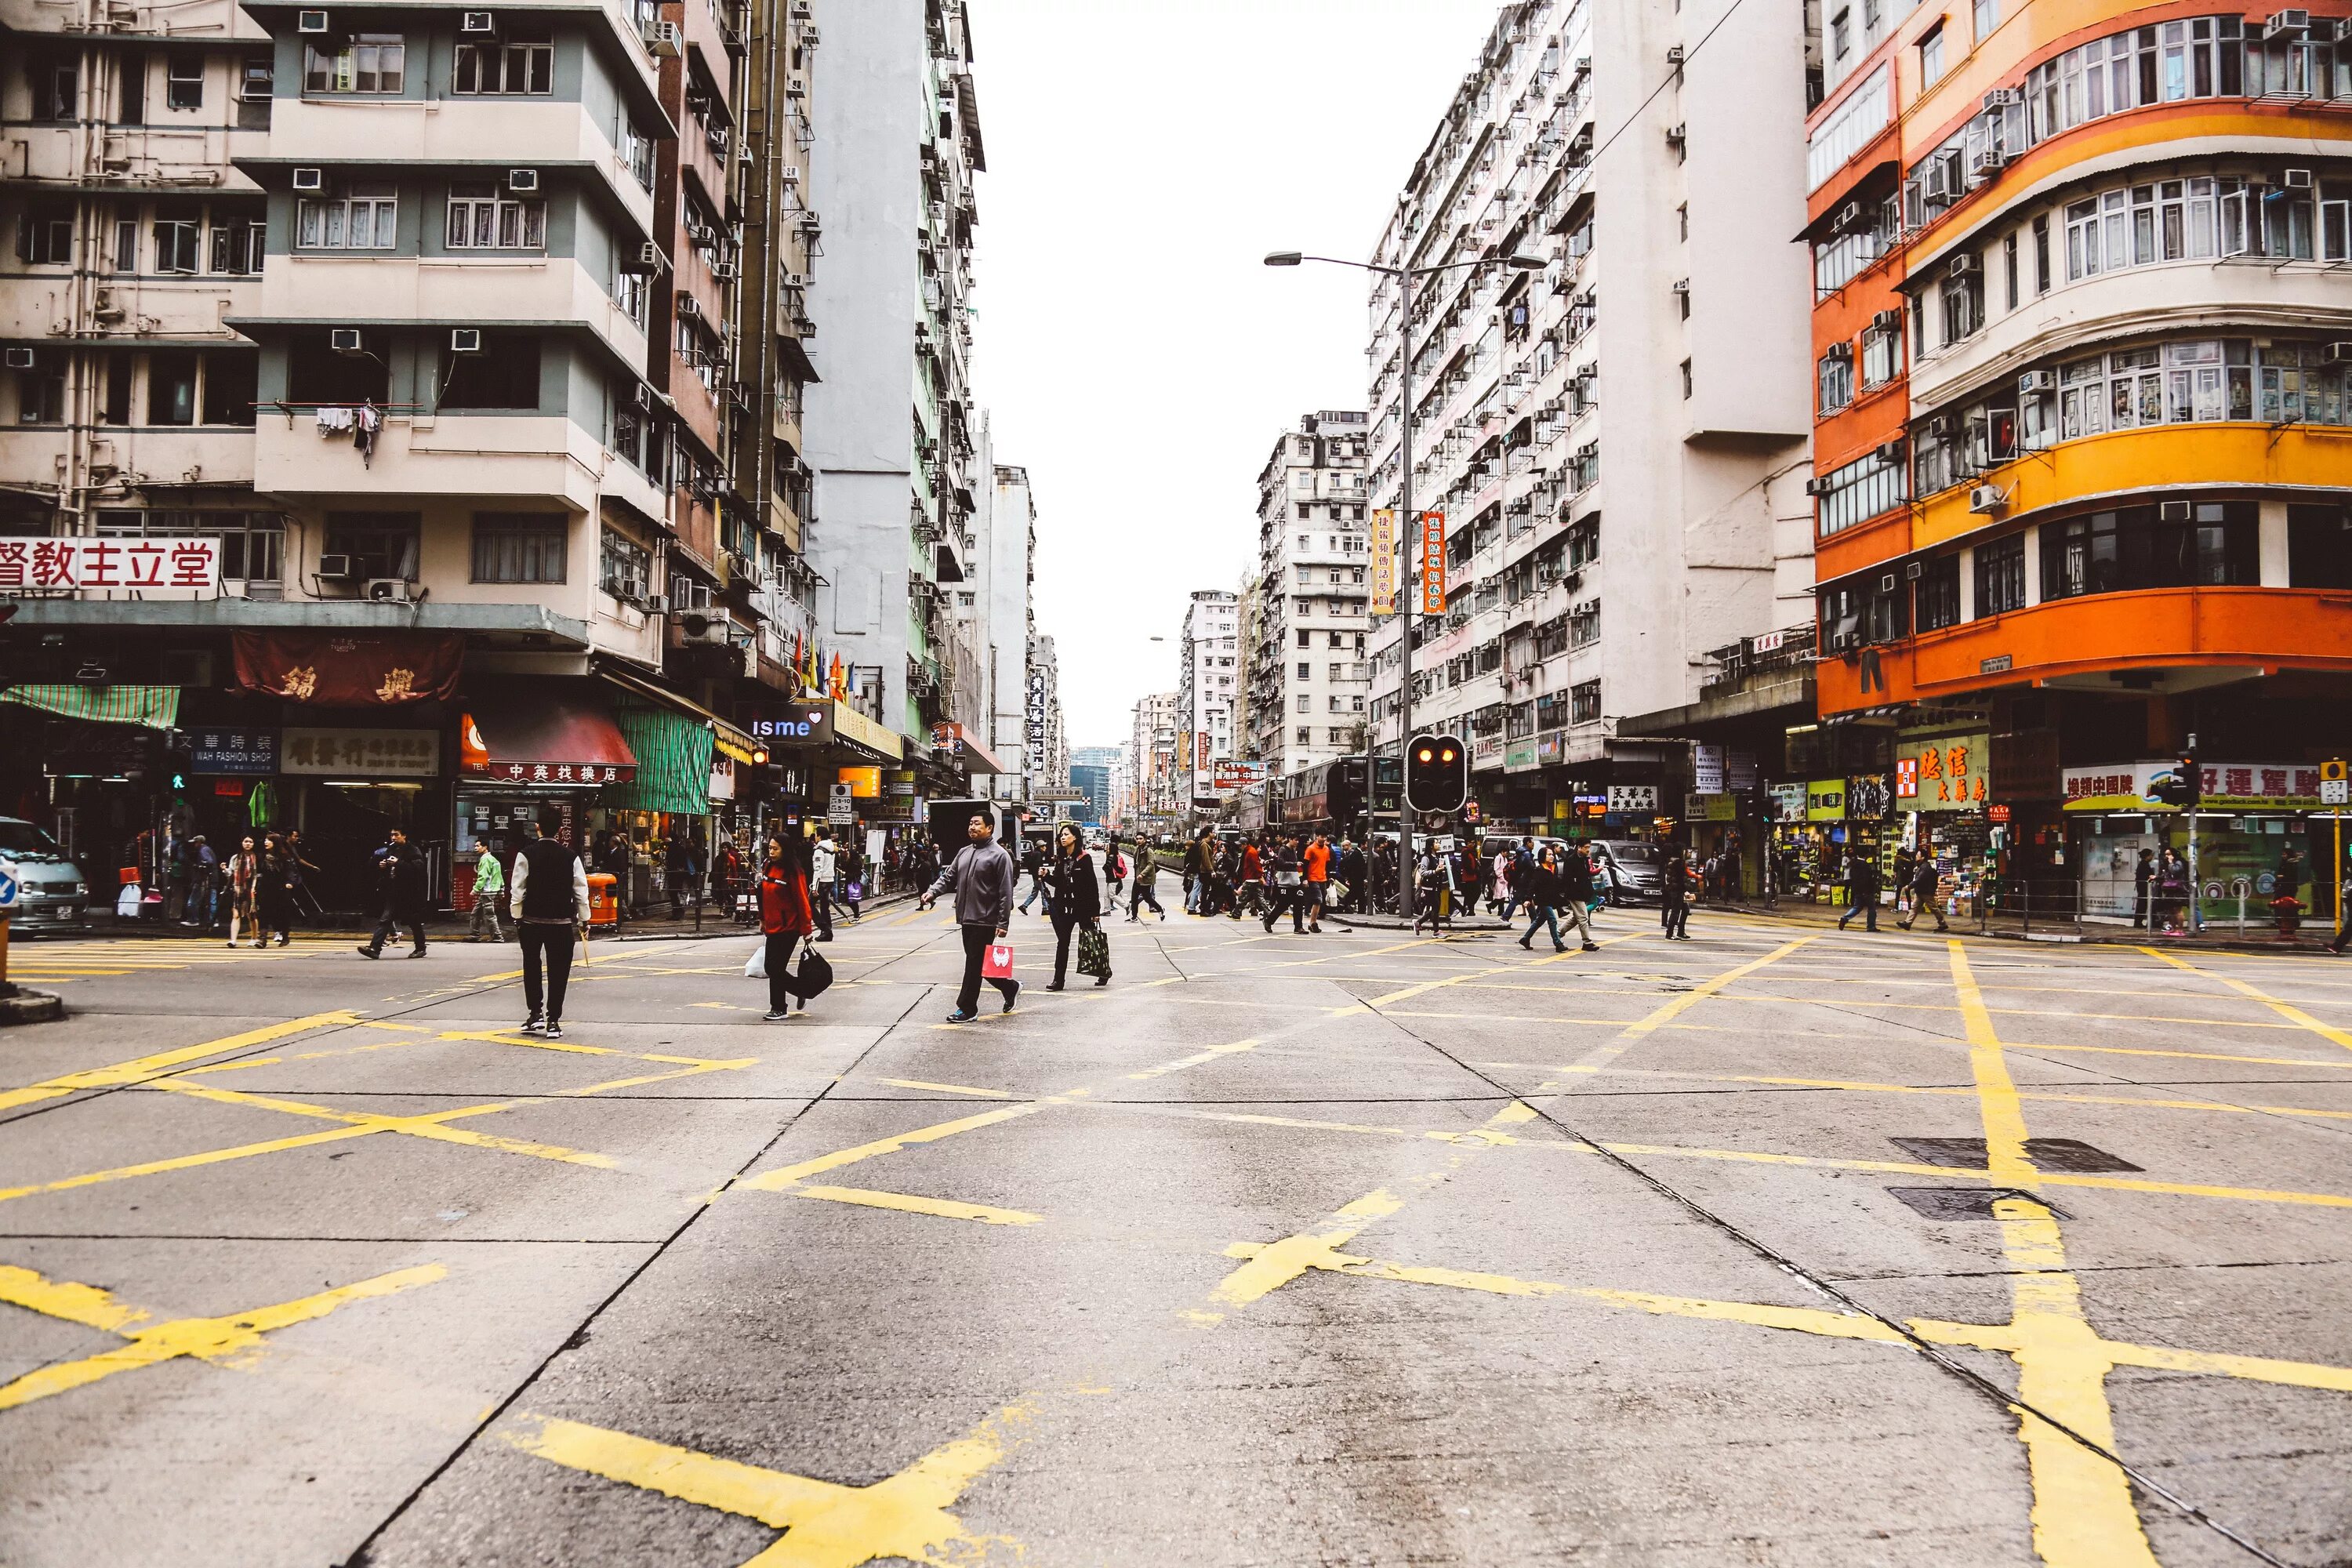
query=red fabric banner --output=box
[232,631,465,706]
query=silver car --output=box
[1588,840,1668,906]
[0,817,91,934]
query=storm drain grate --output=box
[1890,1137,2143,1174]
[1886,1186,2074,1221]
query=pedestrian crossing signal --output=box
[1406,732,1468,814]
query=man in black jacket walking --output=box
[509,814,590,1036]
[1838,849,1883,931]
[358,828,430,959]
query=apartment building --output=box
[1243,409,1372,777]
[1127,688,1178,826]
[1177,588,1238,811]
[1361,0,1813,841]
[0,0,914,911]
[962,458,1033,800]
[802,0,986,761]
[1805,0,2352,922]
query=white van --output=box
[0,818,92,934]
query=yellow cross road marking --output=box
[742,1102,1056,1191]
[792,1185,1042,1226]
[0,1011,360,1113]
[877,1079,1014,1098]
[500,1396,1034,1567]
[0,1261,444,1411]
[1220,1240,1563,1298]
[1537,936,1818,1084]
[2140,946,2352,1054]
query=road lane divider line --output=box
[0,1011,361,1114]
[0,1262,444,1412]
[2140,946,2352,1055]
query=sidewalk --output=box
[1697,895,2351,954]
[64,887,922,943]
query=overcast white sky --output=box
[967,0,1507,750]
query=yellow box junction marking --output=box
[0,1011,361,1113]
[500,1395,1035,1568]
[1534,935,1820,1086]
[2141,946,2352,1055]
[0,1261,443,1412]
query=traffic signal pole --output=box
[1394,263,1417,920]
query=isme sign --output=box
[750,706,834,746]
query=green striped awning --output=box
[600,701,714,816]
[0,684,180,730]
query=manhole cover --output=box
[1887,1186,2074,1221]
[1891,1137,2141,1174]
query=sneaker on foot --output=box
[543,1022,564,1038]
[521,1014,546,1035]
[1002,979,1021,1014]
[1581,942,1600,951]
[944,1008,978,1022]
[356,945,379,959]
[763,1009,790,1022]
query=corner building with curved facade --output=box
[1805,0,2352,915]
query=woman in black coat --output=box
[1044,822,1104,989]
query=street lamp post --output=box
[1265,248,1544,916]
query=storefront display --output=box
[2063,760,2321,924]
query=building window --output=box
[1815,447,1907,535]
[31,56,77,122]
[472,513,568,583]
[296,184,398,249]
[1296,726,1311,743]
[324,512,421,580]
[1681,358,1693,399]
[599,526,652,600]
[1817,348,1854,414]
[19,202,74,266]
[1919,24,1946,86]
[2032,213,2051,292]
[201,350,257,425]
[1940,263,1984,343]
[2003,231,2020,310]
[1296,661,1310,678]
[1975,535,2027,615]
[305,35,406,93]
[1569,680,1602,724]
[209,216,266,274]
[1295,695,1310,714]
[152,217,200,274]
[442,333,541,410]
[166,55,204,110]
[147,350,198,425]
[1860,320,1902,388]
[2038,502,2257,599]
[1830,7,1851,59]
[1916,555,1962,630]
[1972,0,1996,45]
[445,186,546,249]
[2288,502,2352,588]
[453,35,554,94]
[1296,629,1310,648]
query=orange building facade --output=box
[1802,0,2352,920]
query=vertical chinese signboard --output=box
[1419,512,1446,613]
[1369,509,1397,616]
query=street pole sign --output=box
[0,858,18,911]
[826,783,855,825]
[2328,760,2349,936]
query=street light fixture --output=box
[1265,247,1551,916]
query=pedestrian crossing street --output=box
[3,937,327,984]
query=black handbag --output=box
[794,944,835,999]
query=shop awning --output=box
[602,700,715,815]
[460,683,638,786]
[934,720,1012,775]
[0,684,180,730]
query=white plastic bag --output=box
[117,882,143,918]
[744,941,766,979]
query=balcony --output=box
[1817,587,2352,713]
[250,256,647,370]
[254,411,666,521]
[256,100,654,236]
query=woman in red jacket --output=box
[757,833,816,1020]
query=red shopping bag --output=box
[982,940,1015,979]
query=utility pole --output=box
[1394,262,1417,917]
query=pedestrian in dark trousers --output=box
[1102,832,1124,915]
[1891,848,1916,922]
[1261,838,1307,933]
[1018,836,1048,916]
[1899,854,1949,931]
[1661,850,1695,940]
[1516,844,1567,952]
[1043,824,1106,988]
[1836,850,1881,931]
[358,828,430,958]
[756,834,816,1021]
[922,813,1020,1022]
[285,829,323,922]
[510,814,587,1036]
[809,831,838,940]
[1412,848,1454,935]
[1127,848,1165,921]
[1553,842,1602,949]
[2332,862,2352,954]
[2132,848,2156,928]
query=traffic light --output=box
[2147,755,2201,808]
[1405,731,1468,813]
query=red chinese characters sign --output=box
[1419,511,1446,614]
[0,537,220,594]
[1894,731,1989,811]
[233,631,464,706]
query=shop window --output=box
[2288,501,2352,588]
[1976,535,2027,615]
[471,513,567,583]
[442,334,541,411]
[325,512,420,580]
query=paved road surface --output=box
[2,892,2347,1566]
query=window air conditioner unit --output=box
[2284,167,2314,188]
[329,328,365,353]
[1871,309,1903,335]
[1982,87,2024,107]
[291,167,325,192]
[780,165,801,183]
[1664,123,1686,148]
[711,258,738,280]
[450,328,483,354]
[1834,200,1864,233]
[677,294,702,319]
[786,74,808,96]
[2018,368,2056,393]
[1665,45,1685,64]
[2325,341,2352,364]
[1968,485,2007,514]
[1879,572,1898,593]
[1949,252,1979,275]
[297,9,331,31]
[1875,438,1905,464]
[644,19,683,56]
[1826,341,1853,361]
[316,554,354,580]
[459,10,496,33]
[790,0,811,14]
[2267,9,2310,32]
[2159,499,2194,522]
[2,347,34,370]
[1926,413,1955,438]
[506,168,539,193]
[1904,561,1924,580]
[628,241,661,273]
[366,578,412,603]
[1803,477,1828,497]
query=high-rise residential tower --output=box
[1244,410,1372,777]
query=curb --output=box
[0,987,65,1025]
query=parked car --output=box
[0,817,91,934]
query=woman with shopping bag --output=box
[1043,823,1108,989]
[754,834,817,1021]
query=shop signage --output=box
[1988,803,2013,822]
[826,783,855,823]
[708,755,735,802]
[1895,732,1988,811]
[0,535,220,594]
[232,631,463,706]
[1537,730,1566,764]
[1806,779,1846,821]
[1846,774,1892,821]
[1474,734,1503,766]
[1766,781,1809,822]
[1685,792,1737,822]
[838,765,881,798]
[191,729,279,777]
[1606,784,1657,815]
[1211,759,1270,789]
[1369,509,1398,615]
[1752,630,1788,654]
[1726,749,1759,793]
[2063,760,2325,811]
[1505,738,1540,772]
[1980,655,2013,674]
[750,705,834,746]
[212,779,245,797]
[280,728,441,779]
[1419,512,1446,613]
[1991,728,2061,801]
[1693,745,1726,795]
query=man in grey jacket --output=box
[921,812,1020,1022]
